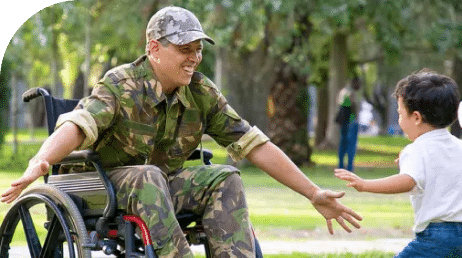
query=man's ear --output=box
[147,40,160,53]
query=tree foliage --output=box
[3,0,462,161]
[0,58,11,149]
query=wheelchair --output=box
[0,87,263,258]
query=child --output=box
[335,69,462,258]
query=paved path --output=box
[254,238,412,254]
[7,238,412,257]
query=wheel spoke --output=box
[0,214,19,256]
[19,204,41,258]
[40,215,63,258]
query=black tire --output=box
[0,184,91,258]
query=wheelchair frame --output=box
[0,87,263,258]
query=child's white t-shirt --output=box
[399,129,462,233]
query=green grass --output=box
[1,128,48,171]
[196,252,396,258]
[190,134,414,241]
[242,166,413,239]
[311,136,411,168]
[0,129,413,256]
[4,128,48,142]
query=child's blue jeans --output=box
[395,222,462,258]
[338,121,359,171]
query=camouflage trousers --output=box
[107,164,255,258]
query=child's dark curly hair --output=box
[393,69,460,128]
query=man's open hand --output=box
[310,189,363,234]
[1,159,49,204]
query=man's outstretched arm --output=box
[246,141,363,234]
[1,122,85,203]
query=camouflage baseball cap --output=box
[146,6,215,45]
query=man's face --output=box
[150,39,203,93]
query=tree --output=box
[9,0,459,165]
[313,0,412,146]
[425,0,462,136]
[177,0,316,165]
[0,58,11,152]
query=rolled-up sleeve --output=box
[54,81,118,150]
[226,126,269,162]
[55,109,98,150]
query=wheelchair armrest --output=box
[22,87,50,102]
[58,149,117,220]
[59,150,100,165]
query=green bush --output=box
[0,143,41,171]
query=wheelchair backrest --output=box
[43,94,79,135]
[23,88,115,217]
[23,88,80,175]
[22,87,80,135]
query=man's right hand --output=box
[1,159,49,204]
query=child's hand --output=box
[334,169,365,192]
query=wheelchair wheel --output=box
[0,184,91,258]
[255,237,263,258]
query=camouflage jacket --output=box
[56,55,269,174]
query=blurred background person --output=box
[336,77,361,171]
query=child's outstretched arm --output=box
[334,169,416,194]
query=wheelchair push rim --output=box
[0,184,91,258]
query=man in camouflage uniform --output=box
[2,6,363,258]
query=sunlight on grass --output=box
[311,154,338,166]
[358,143,403,155]
[245,183,413,235]
[4,128,48,142]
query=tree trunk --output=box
[320,32,348,148]
[268,61,314,166]
[84,12,92,97]
[222,45,275,167]
[214,47,225,90]
[11,74,18,156]
[315,85,328,146]
[218,3,315,166]
[49,7,63,98]
[73,70,85,99]
[223,44,275,133]
[373,55,389,135]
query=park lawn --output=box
[4,129,48,143]
[195,252,396,258]
[312,136,411,168]
[0,130,414,253]
[187,135,414,240]
[242,166,413,241]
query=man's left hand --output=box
[310,189,363,234]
